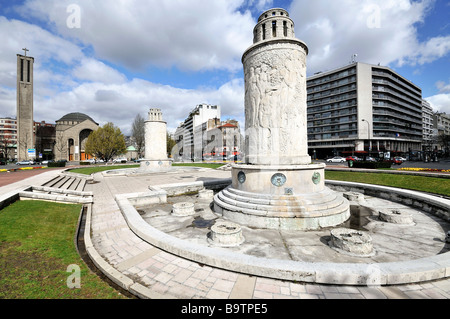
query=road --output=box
[318,159,450,170]
[3,159,450,171]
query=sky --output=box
[0,0,449,135]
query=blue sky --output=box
[0,0,449,135]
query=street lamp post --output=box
[362,119,371,157]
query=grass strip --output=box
[69,162,225,175]
[0,200,127,299]
[325,170,450,197]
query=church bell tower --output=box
[16,48,34,161]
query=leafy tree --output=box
[85,122,127,161]
[132,113,145,158]
[167,132,176,157]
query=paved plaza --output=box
[1,166,450,299]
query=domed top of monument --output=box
[56,112,97,124]
[257,8,290,22]
[253,8,296,44]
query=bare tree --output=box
[132,113,145,158]
[54,131,68,161]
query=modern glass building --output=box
[307,62,423,159]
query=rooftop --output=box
[56,112,97,124]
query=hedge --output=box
[351,161,393,169]
[48,161,66,167]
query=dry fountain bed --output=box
[138,192,450,264]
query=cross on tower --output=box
[22,48,29,56]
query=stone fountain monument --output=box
[139,108,172,171]
[214,8,350,230]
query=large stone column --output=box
[139,108,172,171]
[214,8,350,230]
[243,13,310,165]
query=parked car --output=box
[113,158,127,163]
[134,158,145,163]
[16,160,35,165]
[345,156,360,162]
[41,160,54,165]
[395,157,407,162]
[392,158,403,165]
[365,156,377,162]
[326,156,346,163]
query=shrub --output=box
[48,161,66,168]
[352,161,392,169]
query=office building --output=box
[307,62,423,159]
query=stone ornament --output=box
[237,171,246,183]
[312,172,321,185]
[208,221,245,247]
[271,173,287,187]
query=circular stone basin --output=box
[198,189,214,200]
[208,221,245,247]
[379,209,414,225]
[172,202,195,217]
[330,228,374,257]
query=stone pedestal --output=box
[214,163,350,230]
[213,8,349,230]
[139,108,172,172]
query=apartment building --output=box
[0,117,56,160]
[0,117,18,160]
[174,104,221,161]
[307,62,423,159]
[422,99,435,151]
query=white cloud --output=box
[425,93,450,114]
[436,80,450,93]
[426,79,450,114]
[0,16,83,88]
[288,0,449,74]
[17,0,255,72]
[33,78,245,135]
[72,58,127,84]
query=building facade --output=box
[174,104,221,161]
[55,112,99,161]
[0,117,18,160]
[307,62,423,159]
[422,99,435,151]
[174,104,243,161]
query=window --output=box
[272,21,276,37]
[262,23,266,40]
[20,59,24,82]
[27,60,30,82]
[283,21,287,36]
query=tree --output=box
[85,122,127,162]
[167,132,176,158]
[132,113,145,158]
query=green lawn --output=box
[0,200,127,299]
[69,162,226,175]
[325,170,450,197]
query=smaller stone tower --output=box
[140,108,172,171]
[16,49,34,161]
